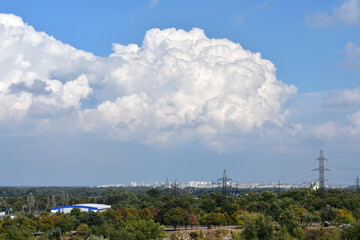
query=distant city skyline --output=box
[0,1,359,186]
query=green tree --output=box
[70,207,82,217]
[342,220,360,240]
[241,213,274,240]
[163,207,188,230]
[302,211,321,226]
[320,204,338,222]
[0,224,35,240]
[55,214,75,234]
[200,197,216,213]
[278,209,299,234]
[75,211,104,227]
[332,208,355,226]
[147,188,161,198]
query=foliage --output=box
[163,207,189,230]
[87,235,109,240]
[0,187,360,239]
[278,209,299,234]
[241,213,274,240]
[332,208,355,226]
[342,220,360,239]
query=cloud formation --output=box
[341,42,360,69]
[305,0,360,27]
[0,13,298,150]
[0,14,94,122]
[326,87,360,107]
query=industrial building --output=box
[51,203,111,214]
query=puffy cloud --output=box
[305,0,360,27]
[0,13,94,122]
[81,28,297,145]
[0,13,297,150]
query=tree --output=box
[75,211,104,227]
[139,208,154,221]
[302,211,321,226]
[147,188,161,198]
[291,206,307,223]
[55,214,75,234]
[39,215,59,232]
[278,209,299,234]
[241,213,274,240]
[0,224,35,240]
[189,213,199,229]
[76,223,88,236]
[126,219,166,240]
[163,207,188,230]
[320,204,338,222]
[213,212,227,227]
[332,208,355,226]
[201,212,221,228]
[70,207,81,217]
[200,197,216,213]
[47,227,61,240]
[342,220,360,240]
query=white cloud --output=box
[341,42,360,69]
[346,111,360,135]
[81,28,297,146]
[314,121,338,139]
[306,0,360,27]
[0,13,298,150]
[326,86,360,107]
[0,13,94,122]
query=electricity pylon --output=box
[313,150,330,190]
[218,169,232,195]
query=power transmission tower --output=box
[172,179,179,196]
[356,176,359,191]
[313,150,330,190]
[164,177,170,195]
[218,169,232,195]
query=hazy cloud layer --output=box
[305,0,360,27]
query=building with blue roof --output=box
[51,203,111,214]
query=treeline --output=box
[1,188,360,239]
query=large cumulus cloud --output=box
[0,13,298,150]
[0,14,94,122]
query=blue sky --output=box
[0,0,359,186]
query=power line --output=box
[328,164,360,171]
[252,164,317,184]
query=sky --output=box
[0,0,359,186]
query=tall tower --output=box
[164,177,170,195]
[218,169,232,195]
[313,150,330,190]
[172,179,178,196]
